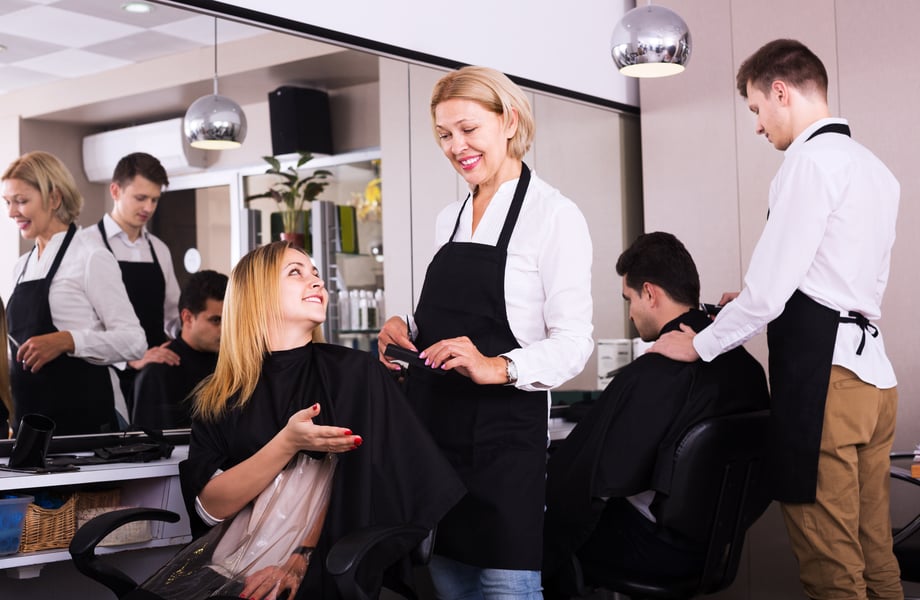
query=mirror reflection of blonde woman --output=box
[0,299,12,437]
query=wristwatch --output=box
[500,355,518,385]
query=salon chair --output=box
[554,410,772,600]
[890,452,920,599]
[69,508,435,600]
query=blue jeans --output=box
[428,554,543,600]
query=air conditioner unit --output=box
[82,118,208,183]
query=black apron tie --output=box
[838,311,878,356]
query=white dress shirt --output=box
[13,227,148,419]
[411,170,594,392]
[694,118,899,389]
[88,214,181,339]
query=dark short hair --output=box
[736,39,828,99]
[112,152,169,188]
[616,232,700,307]
[179,270,228,314]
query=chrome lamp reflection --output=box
[611,3,691,78]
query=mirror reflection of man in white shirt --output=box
[84,152,181,419]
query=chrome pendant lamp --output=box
[184,18,247,149]
[611,2,691,78]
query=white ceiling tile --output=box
[0,32,65,63]
[152,14,265,46]
[83,30,199,63]
[14,48,131,77]
[0,64,57,94]
[53,0,195,27]
[0,6,142,48]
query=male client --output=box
[543,232,770,591]
[132,270,227,430]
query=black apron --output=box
[765,122,860,504]
[98,220,167,417]
[407,164,547,570]
[7,224,118,435]
[97,220,167,347]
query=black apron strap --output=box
[806,122,851,141]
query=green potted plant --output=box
[246,151,332,247]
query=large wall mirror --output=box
[3,0,642,439]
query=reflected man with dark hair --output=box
[132,269,227,430]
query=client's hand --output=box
[283,403,363,454]
[240,552,307,600]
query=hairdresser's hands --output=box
[377,316,416,371]
[719,291,740,305]
[648,324,700,363]
[128,341,180,370]
[420,336,508,385]
[282,403,362,454]
[240,553,307,600]
[18,331,74,373]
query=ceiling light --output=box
[183,18,247,150]
[610,2,691,78]
[121,1,154,14]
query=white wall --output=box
[173,0,639,107]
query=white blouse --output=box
[413,170,595,392]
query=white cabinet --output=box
[0,447,191,577]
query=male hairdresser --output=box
[652,39,901,599]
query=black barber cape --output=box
[181,343,466,600]
[543,310,769,576]
[132,335,217,430]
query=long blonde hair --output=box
[0,299,13,430]
[193,241,323,421]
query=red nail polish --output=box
[343,429,353,436]
[312,403,319,410]
[354,436,363,447]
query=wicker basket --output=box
[75,488,120,514]
[77,506,151,546]
[18,494,76,553]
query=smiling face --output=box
[434,97,520,193]
[3,177,63,244]
[746,81,794,151]
[110,175,163,237]
[278,248,327,333]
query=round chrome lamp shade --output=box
[611,4,691,78]
[183,93,247,150]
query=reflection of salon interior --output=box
[0,0,642,393]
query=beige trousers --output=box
[781,366,902,600]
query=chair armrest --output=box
[69,507,180,598]
[891,452,918,461]
[326,524,430,600]
[891,466,920,486]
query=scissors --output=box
[7,334,27,370]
